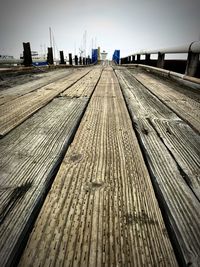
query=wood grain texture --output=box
[0,69,90,137]
[0,69,74,105]
[116,69,200,200]
[129,69,200,133]
[19,68,177,267]
[0,68,101,266]
[61,68,102,98]
[116,68,200,267]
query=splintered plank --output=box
[129,69,200,133]
[0,69,74,105]
[19,68,178,267]
[116,69,200,266]
[0,69,90,137]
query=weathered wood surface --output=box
[0,69,74,105]
[61,68,102,98]
[129,68,200,133]
[0,68,102,267]
[0,69,91,137]
[115,68,200,267]
[19,68,177,267]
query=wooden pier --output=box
[0,63,199,266]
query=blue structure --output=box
[112,50,120,64]
[32,61,48,67]
[92,49,98,64]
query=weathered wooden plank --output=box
[116,69,200,200]
[19,68,177,267]
[61,67,102,98]
[129,69,200,133]
[0,68,102,266]
[0,98,88,267]
[0,69,74,105]
[116,68,200,266]
[0,69,90,137]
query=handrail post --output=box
[157,52,165,68]
[137,54,140,63]
[145,54,151,65]
[185,50,199,77]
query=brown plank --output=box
[116,68,200,266]
[0,69,74,105]
[0,68,102,266]
[19,68,177,267]
[129,69,200,133]
[0,69,90,137]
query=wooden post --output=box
[69,53,73,65]
[83,57,86,65]
[23,42,32,67]
[157,52,165,68]
[132,55,135,63]
[75,55,78,65]
[59,51,65,64]
[47,47,53,65]
[185,51,199,77]
[88,56,91,65]
[137,54,141,63]
[145,54,151,65]
[79,57,82,65]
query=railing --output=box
[121,41,200,77]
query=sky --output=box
[0,0,200,59]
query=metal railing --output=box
[121,41,200,77]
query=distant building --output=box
[101,50,108,60]
[0,55,14,60]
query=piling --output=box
[59,51,65,64]
[69,53,73,65]
[47,47,53,65]
[23,42,32,67]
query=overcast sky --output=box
[0,0,200,59]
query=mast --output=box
[49,27,52,48]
